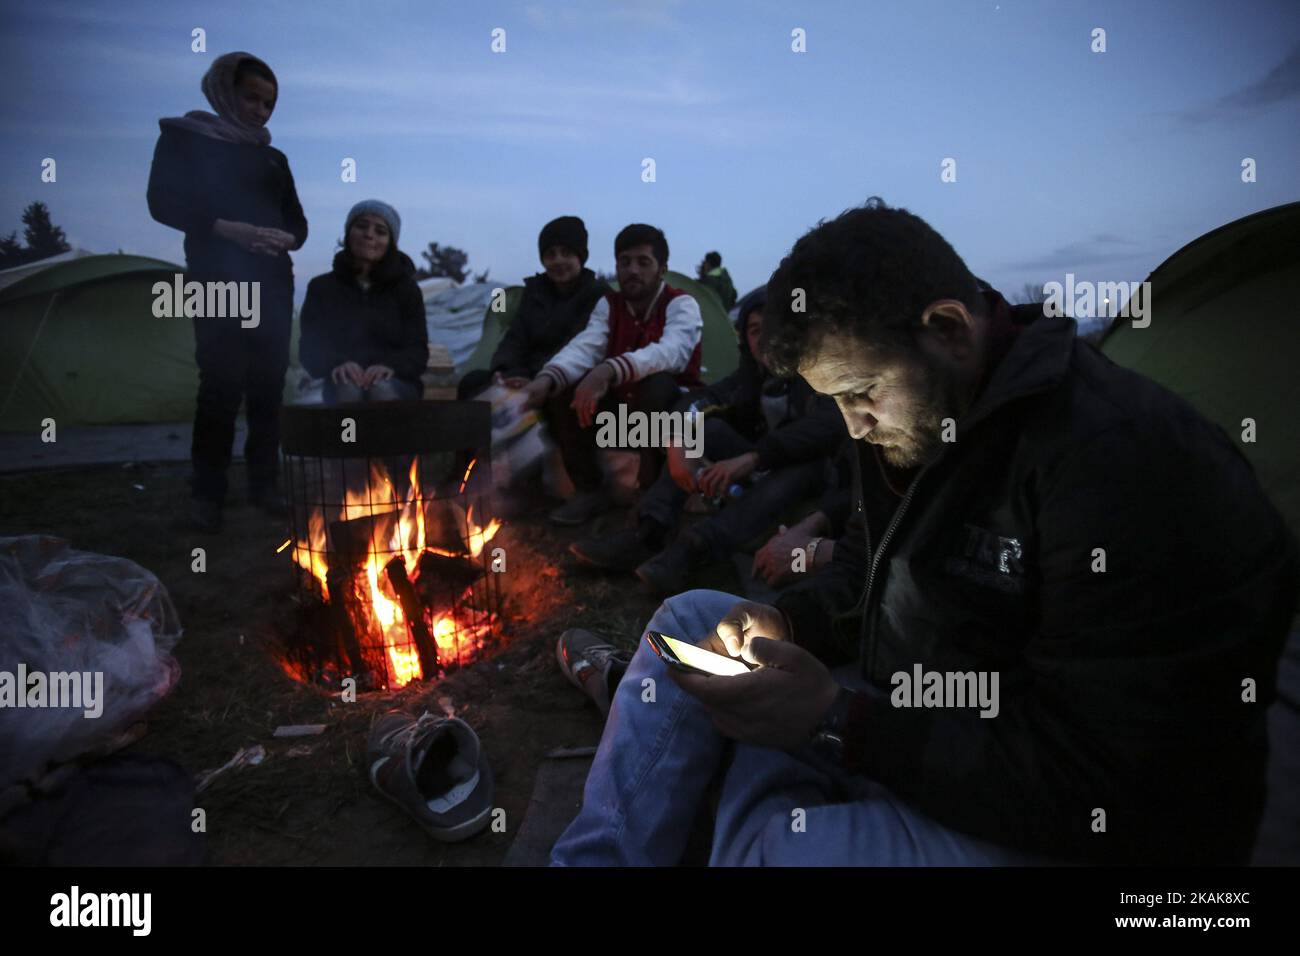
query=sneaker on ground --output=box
[365,711,495,842]
[635,534,708,598]
[555,629,633,718]
[569,526,657,572]
[548,490,612,526]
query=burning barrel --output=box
[279,400,502,691]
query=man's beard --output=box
[868,358,965,469]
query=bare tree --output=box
[1017,281,1048,305]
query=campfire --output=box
[277,401,502,691]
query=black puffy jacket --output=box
[298,250,428,385]
[777,301,1298,865]
[488,269,609,380]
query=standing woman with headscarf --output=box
[147,52,308,533]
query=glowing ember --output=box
[286,456,502,688]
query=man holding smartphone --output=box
[551,198,1297,866]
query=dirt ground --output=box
[0,460,748,865]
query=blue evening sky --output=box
[2,0,1297,306]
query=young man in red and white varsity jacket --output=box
[522,223,703,526]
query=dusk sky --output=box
[2,0,1297,307]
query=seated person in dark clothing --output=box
[457,216,609,399]
[299,199,427,403]
[520,223,703,526]
[569,288,846,596]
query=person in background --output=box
[299,200,427,404]
[697,250,737,310]
[520,224,703,526]
[147,51,307,533]
[569,287,845,596]
[457,216,609,399]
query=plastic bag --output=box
[0,536,182,789]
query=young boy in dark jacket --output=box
[457,216,608,399]
[569,287,846,595]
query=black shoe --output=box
[189,497,223,533]
[548,490,613,527]
[569,526,658,572]
[250,487,288,517]
[635,533,708,598]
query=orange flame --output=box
[285,456,503,688]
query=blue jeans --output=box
[551,589,1055,866]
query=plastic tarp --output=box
[0,536,182,789]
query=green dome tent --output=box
[0,253,197,432]
[1099,201,1300,623]
[459,270,739,384]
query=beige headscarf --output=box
[159,52,277,146]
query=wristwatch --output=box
[808,686,856,764]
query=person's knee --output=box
[633,372,681,413]
[701,417,747,460]
[368,378,415,402]
[661,588,739,636]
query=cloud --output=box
[999,232,1148,273]
[1179,44,1300,124]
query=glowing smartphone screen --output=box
[662,634,751,676]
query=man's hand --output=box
[331,361,365,387]
[712,600,790,661]
[669,637,840,750]
[520,376,553,410]
[216,220,294,257]
[752,514,829,587]
[571,364,614,428]
[361,364,394,388]
[697,451,759,499]
[252,227,296,255]
[752,525,801,588]
[493,371,531,390]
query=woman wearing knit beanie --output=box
[298,200,429,405]
[148,52,308,533]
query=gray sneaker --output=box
[555,629,633,718]
[365,711,494,842]
[548,490,612,527]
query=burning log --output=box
[415,549,483,595]
[326,566,368,680]
[328,511,399,569]
[384,556,441,679]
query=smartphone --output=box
[644,630,753,677]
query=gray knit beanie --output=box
[345,199,401,246]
